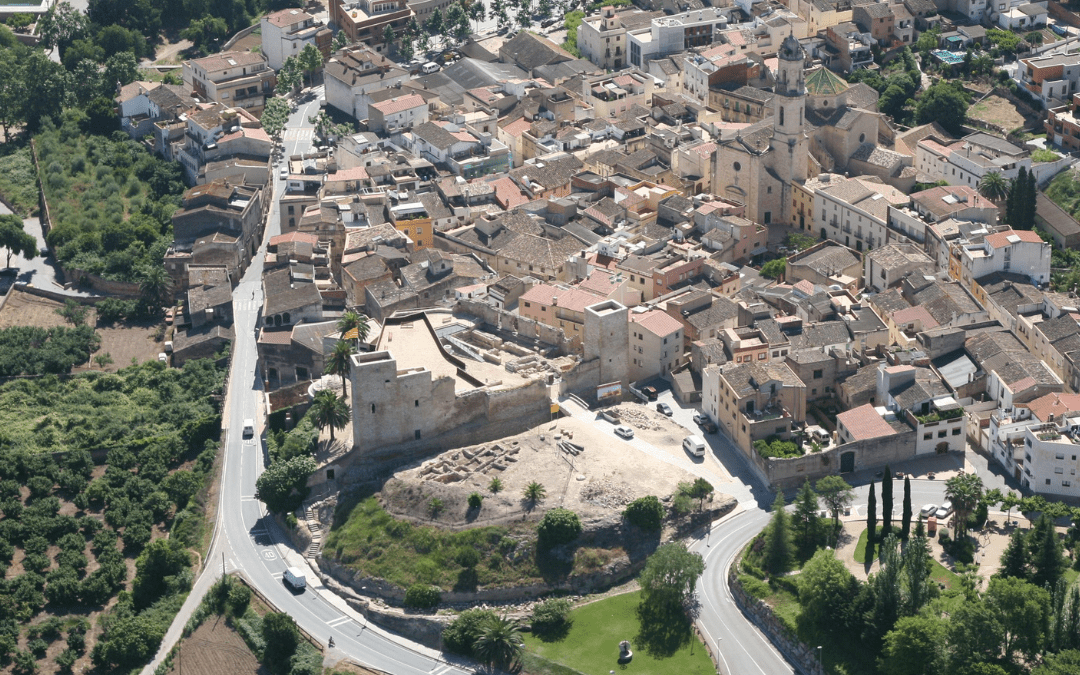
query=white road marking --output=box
[327,616,351,627]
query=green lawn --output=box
[853,526,886,563]
[929,559,960,591]
[524,592,714,675]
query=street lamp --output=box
[817,645,823,670]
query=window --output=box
[1065,481,1073,487]
[1047,479,1052,485]
[415,430,422,440]
[758,353,766,360]
[952,428,961,436]
[417,227,423,234]
[813,369,823,379]
[415,400,419,407]
[924,433,932,440]
[812,388,817,395]
[1057,453,1065,460]
[524,302,531,308]
[938,430,947,438]
[288,205,295,215]
[371,403,376,413]
[776,426,786,435]
[1056,467,1065,474]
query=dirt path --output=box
[167,616,269,675]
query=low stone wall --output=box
[60,267,141,297]
[728,552,824,675]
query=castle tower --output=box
[584,300,629,391]
[768,34,809,224]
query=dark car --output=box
[656,402,672,416]
[541,18,557,27]
[701,420,718,434]
[642,386,657,401]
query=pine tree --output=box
[765,492,793,575]
[867,482,878,561]
[999,528,1028,580]
[901,476,912,541]
[882,465,893,537]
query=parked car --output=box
[614,425,634,439]
[693,413,706,425]
[278,166,288,180]
[541,18,557,27]
[701,420,718,434]
[682,435,706,457]
[920,503,937,518]
[656,402,672,416]
[935,501,953,520]
[642,386,657,401]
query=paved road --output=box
[0,200,92,296]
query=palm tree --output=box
[523,481,546,505]
[944,472,983,541]
[139,265,171,316]
[473,615,523,671]
[337,311,370,347]
[311,389,351,442]
[326,339,356,397]
[978,171,1009,202]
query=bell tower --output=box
[770,33,808,224]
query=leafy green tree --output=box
[0,214,36,268]
[902,528,933,614]
[404,584,441,608]
[999,528,1029,580]
[467,492,483,509]
[797,548,857,634]
[161,470,201,510]
[383,23,396,48]
[103,51,139,89]
[446,1,470,45]
[22,51,73,132]
[816,475,854,529]
[639,543,705,606]
[261,96,290,141]
[90,612,165,670]
[760,258,785,279]
[337,310,370,343]
[311,389,350,442]
[473,615,523,671]
[262,612,300,674]
[868,534,903,644]
[93,353,114,370]
[138,265,171,315]
[986,575,1050,664]
[400,33,415,62]
[468,0,486,30]
[879,84,909,122]
[793,480,819,557]
[765,492,793,575]
[945,472,983,541]
[37,1,90,56]
[255,455,316,514]
[915,81,970,136]
[298,44,323,87]
[530,598,571,637]
[915,26,941,56]
[0,49,26,138]
[880,614,947,675]
[537,508,582,548]
[180,16,228,54]
[426,8,444,36]
[949,598,1004,667]
[131,537,190,609]
[443,608,497,657]
[687,477,713,511]
[1034,650,1080,675]
[623,495,664,531]
[276,56,303,95]
[488,476,502,493]
[987,28,1021,56]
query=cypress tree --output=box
[882,465,893,537]
[901,476,912,541]
[765,492,793,575]
[1033,513,1066,589]
[1023,169,1038,230]
[866,482,877,561]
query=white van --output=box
[683,434,706,457]
[243,419,255,438]
[421,61,441,74]
[283,566,307,590]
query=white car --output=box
[920,503,937,518]
[278,166,288,180]
[935,501,953,520]
[614,425,634,440]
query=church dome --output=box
[780,34,804,61]
[804,66,849,97]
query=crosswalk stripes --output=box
[327,616,351,627]
[283,128,315,141]
[233,299,261,313]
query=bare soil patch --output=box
[968,94,1033,132]
[167,615,269,675]
[382,414,704,528]
[0,288,165,371]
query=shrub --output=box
[55,649,77,672]
[427,498,444,517]
[455,546,480,568]
[739,574,771,600]
[530,598,572,637]
[467,492,483,509]
[623,495,665,531]
[228,582,252,616]
[403,584,441,609]
[442,608,497,657]
[536,508,582,548]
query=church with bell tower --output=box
[711,34,810,228]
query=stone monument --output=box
[618,640,633,663]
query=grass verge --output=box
[523,591,714,675]
[0,144,38,216]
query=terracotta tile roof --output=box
[891,305,939,330]
[631,309,683,338]
[265,8,314,27]
[270,232,319,246]
[520,284,603,314]
[326,166,369,182]
[1028,392,1080,422]
[490,176,528,209]
[837,404,897,441]
[370,94,426,115]
[794,279,815,296]
[575,269,620,296]
[984,229,1045,248]
[258,328,294,345]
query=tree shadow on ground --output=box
[453,567,478,592]
[531,618,573,643]
[634,598,692,658]
[535,547,574,583]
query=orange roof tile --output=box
[1027,391,1080,422]
[984,229,1045,249]
[630,309,683,338]
[836,404,897,441]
